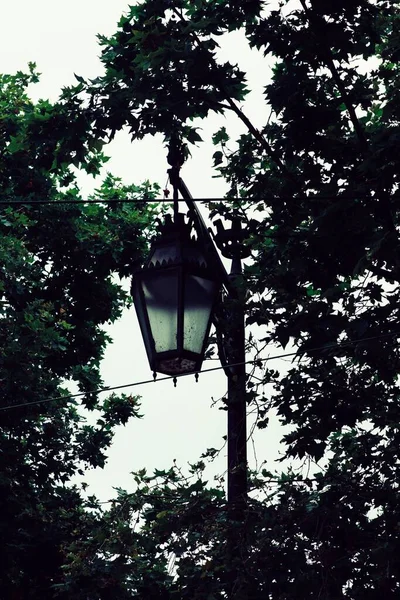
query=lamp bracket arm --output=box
[176,177,234,296]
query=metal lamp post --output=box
[131,148,249,596]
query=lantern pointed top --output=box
[147,210,208,271]
[156,211,192,240]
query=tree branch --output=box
[171,5,298,185]
[222,95,294,178]
[299,0,368,151]
[298,0,399,253]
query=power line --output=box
[0,331,398,413]
[0,196,398,206]
[0,198,180,205]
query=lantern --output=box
[132,212,221,376]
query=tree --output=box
[0,66,160,597]
[3,0,400,598]
[56,1,400,598]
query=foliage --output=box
[0,68,160,597]
[56,0,400,597]
[3,0,400,598]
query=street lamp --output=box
[131,177,248,502]
[132,150,249,597]
[131,211,221,377]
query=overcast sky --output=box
[1,0,289,501]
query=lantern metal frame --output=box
[131,211,222,377]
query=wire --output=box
[0,331,398,413]
[0,196,397,206]
[0,198,172,206]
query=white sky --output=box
[1,1,289,501]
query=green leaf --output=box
[186,128,203,144]
[213,150,223,166]
[306,285,321,297]
[212,126,229,145]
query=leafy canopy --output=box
[0,66,161,598]
[3,0,400,598]
[62,0,400,597]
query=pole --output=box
[227,257,247,507]
[226,255,247,598]
[174,175,248,597]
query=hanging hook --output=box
[173,195,179,223]
[195,373,199,383]
[173,377,177,388]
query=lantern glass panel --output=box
[183,274,216,354]
[142,271,178,353]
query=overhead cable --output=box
[0,331,398,412]
[0,195,397,206]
